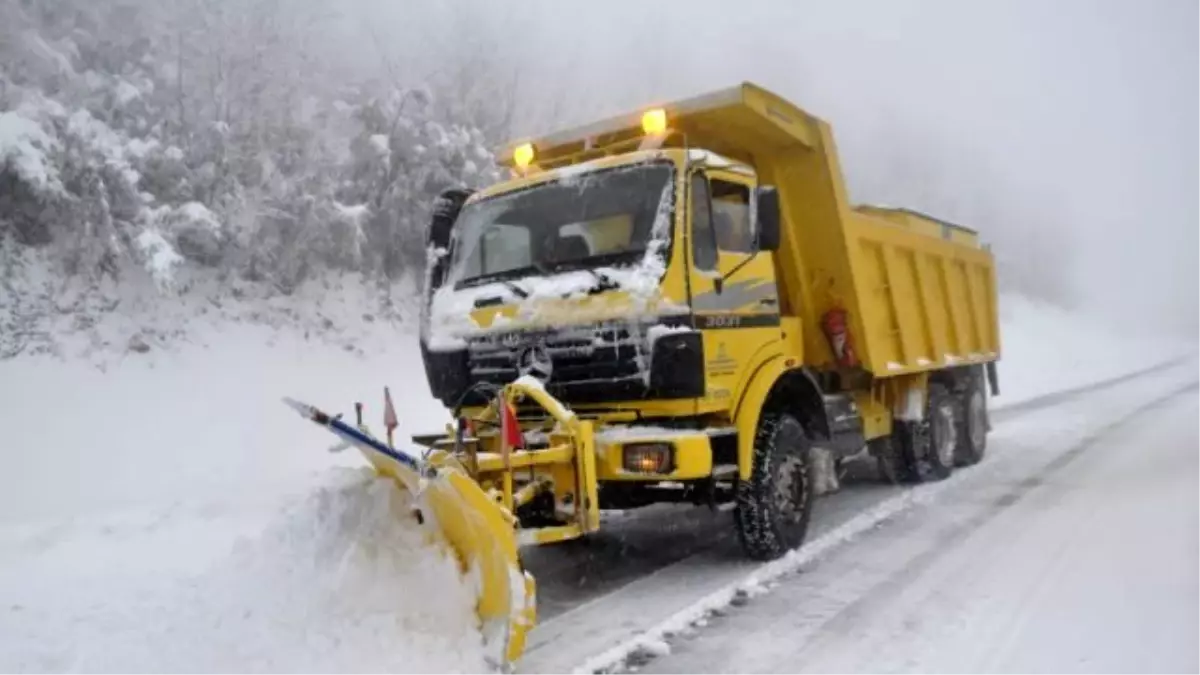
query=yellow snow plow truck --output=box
[291,82,1000,668]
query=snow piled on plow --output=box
[0,468,488,672]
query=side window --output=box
[711,179,754,253]
[691,173,718,271]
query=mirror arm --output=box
[719,251,759,288]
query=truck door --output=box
[687,168,782,410]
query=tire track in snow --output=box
[780,379,1198,662]
[989,355,1188,422]
[516,357,1197,674]
[635,386,1199,674]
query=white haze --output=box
[351,0,1198,335]
[3,0,1195,335]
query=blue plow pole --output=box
[282,397,422,473]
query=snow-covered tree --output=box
[0,0,505,298]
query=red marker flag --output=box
[500,397,523,452]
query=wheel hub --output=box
[969,392,986,449]
[933,401,957,466]
[773,456,805,523]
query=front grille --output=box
[467,321,656,403]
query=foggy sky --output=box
[351,0,1197,336]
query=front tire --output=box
[734,413,814,561]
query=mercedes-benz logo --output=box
[517,343,554,382]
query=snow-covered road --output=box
[630,374,1199,674]
[0,297,1193,673]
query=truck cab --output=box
[421,144,785,422]
[416,82,999,560]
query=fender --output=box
[731,355,787,481]
[733,360,855,480]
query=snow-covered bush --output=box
[0,106,64,246]
[0,0,504,300]
[0,95,151,281]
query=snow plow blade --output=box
[283,397,536,669]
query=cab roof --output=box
[470,148,754,204]
[496,82,823,172]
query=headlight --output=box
[622,442,674,474]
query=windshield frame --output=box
[446,158,678,291]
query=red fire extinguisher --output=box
[821,308,860,368]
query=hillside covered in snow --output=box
[0,0,514,362]
[3,1,1141,367]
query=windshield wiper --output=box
[501,280,529,299]
[535,259,621,293]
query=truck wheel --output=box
[896,385,955,482]
[734,412,814,561]
[869,436,909,485]
[955,380,988,466]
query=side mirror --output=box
[755,185,781,252]
[426,187,473,291]
[428,187,472,249]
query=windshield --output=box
[445,162,674,288]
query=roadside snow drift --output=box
[993,294,1189,405]
[0,469,488,672]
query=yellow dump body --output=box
[848,206,1000,375]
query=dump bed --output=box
[846,206,1000,375]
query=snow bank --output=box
[0,469,487,672]
[993,294,1192,406]
[0,309,447,524]
[0,300,486,670]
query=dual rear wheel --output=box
[890,373,989,484]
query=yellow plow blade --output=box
[283,397,536,669]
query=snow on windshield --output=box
[444,162,674,288]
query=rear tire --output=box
[896,384,956,483]
[870,436,907,484]
[734,412,814,561]
[955,376,988,466]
